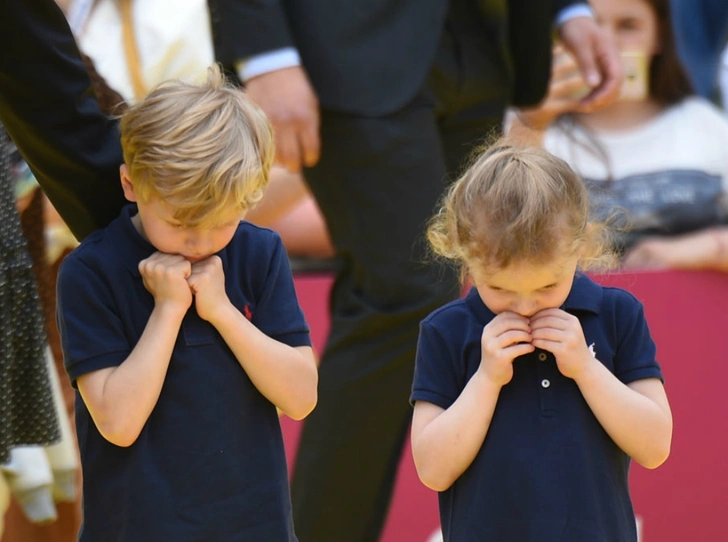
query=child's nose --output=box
[511,297,537,318]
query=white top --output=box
[544,97,728,183]
[543,97,728,239]
[73,0,215,104]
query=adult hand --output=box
[138,252,193,313]
[245,66,320,173]
[529,308,595,380]
[558,15,622,113]
[478,312,534,387]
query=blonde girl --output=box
[410,141,672,542]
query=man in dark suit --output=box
[207,1,622,541]
[0,0,124,241]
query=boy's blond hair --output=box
[428,138,616,282]
[119,65,274,227]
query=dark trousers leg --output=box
[290,7,506,537]
[291,101,459,542]
[291,95,501,540]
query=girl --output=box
[510,0,728,271]
[410,142,672,541]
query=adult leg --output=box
[290,7,508,539]
[291,100,460,542]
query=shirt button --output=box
[541,379,551,388]
[538,352,548,361]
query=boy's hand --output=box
[187,256,230,322]
[529,308,596,380]
[479,312,534,387]
[138,252,193,313]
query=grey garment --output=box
[0,126,59,464]
[585,169,728,251]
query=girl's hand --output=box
[138,252,193,314]
[479,312,534,387]
[513,44,592,132]
[529,308,595,380]
[187,256,231,322]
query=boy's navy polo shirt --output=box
[57,205,310,542]
[411,273,663,542]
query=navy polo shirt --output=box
[57,205,310,542]
[411,274,663,542]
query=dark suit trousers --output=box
[291,12,510,542]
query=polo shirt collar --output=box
[465,272,603,323]
[111,204,155,277]
[113,204,230,277]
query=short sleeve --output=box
[410,321,464,410]
[251,234,311,348]
[612,293,663,384]
[57,255,131,386]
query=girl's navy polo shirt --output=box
[57,205,310,542]
[411,274,663,542]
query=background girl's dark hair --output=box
[648,0,694,104]
[558,0,693,180]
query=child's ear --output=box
[120,164,137,202]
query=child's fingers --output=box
[502,342,535,360]
[530,307,570,322]
[497,329,533,348]
[529,316,569,332]
[489,311,531,331]
[530,338,560,352]
[139,252,191,278]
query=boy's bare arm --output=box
[77,302,187,447]
[77,252,192,447]
[208,306,318,420]
[188,256,317,420]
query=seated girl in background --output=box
[509,0,728,272]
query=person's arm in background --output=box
[208,0,319,173]
[0,0,125,241]
[507,0,620,110]
[621,228,728,272]
[505,43,592,144]
[506,2,621,143]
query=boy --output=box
[56,67,318,541]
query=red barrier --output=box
[287,270,728,542]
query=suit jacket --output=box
[208,0,581,116]
[0,0,125,241]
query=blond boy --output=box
[57,67,317,541]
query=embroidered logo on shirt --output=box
[243,304,253,321]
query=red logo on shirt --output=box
[243,305,253,321]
